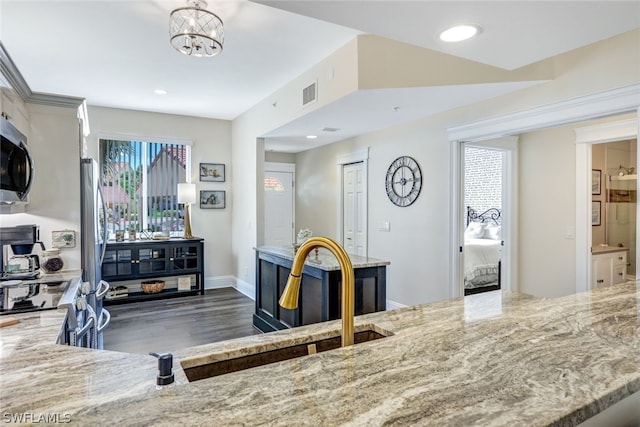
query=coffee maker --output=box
[0,225,45,280]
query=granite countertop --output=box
[255,245,390,271]
[1,283,639,426]
[0,269,82,287]
[592,245,631,255]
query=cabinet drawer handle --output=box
[597,279,604,284]
[170,258,174,261]
[619,272,624,276]
[618,256,624,260]
[131,260,135,264]
[136,260,140,264]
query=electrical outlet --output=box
[379,222,390,232]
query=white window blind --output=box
[100,139,190,236]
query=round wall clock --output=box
[385,155,422,207]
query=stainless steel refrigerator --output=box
[80,158,110,348]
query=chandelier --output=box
[169,0,224,58]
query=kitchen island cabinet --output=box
[253,246,389,332]
[1,283,639,426]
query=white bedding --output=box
[464,238,501,288]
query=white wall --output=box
[295,113,455,305]
[284,29,640,304]
[86,106,234,286]
[518,125,577,297]
[1,104,81,270]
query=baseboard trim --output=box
[234,278,255,300]
[204,275,236,290]
[204,276,255,300]
[386,299,407,310]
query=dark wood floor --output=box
[103,287,261,354]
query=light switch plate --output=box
[379,222,390,232]
[565,226,575,239]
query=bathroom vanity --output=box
[592,246,629,288]
[253,246,389,332]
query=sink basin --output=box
[182,327,389,382]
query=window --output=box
[100,139,190,236]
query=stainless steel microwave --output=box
[0,116,33,204]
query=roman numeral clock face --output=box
[385,156,422,207]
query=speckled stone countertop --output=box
[0,269,83,286]
[255,245,390,271]
[1,283,639,426]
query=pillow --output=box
[464,222,486,239]
[484,224,501,240]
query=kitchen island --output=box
[0,283,638,426]
[254,245,389,332]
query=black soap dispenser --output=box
[150,352,175,388]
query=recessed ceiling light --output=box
[439,24,481,42]
[154,89,168,95]
[306,135,318,139]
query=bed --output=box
[464,207,502,295]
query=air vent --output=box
[322,127,340,133]
[302,81,317,106]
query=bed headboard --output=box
[466,206,501,226]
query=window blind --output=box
[100,139,189,236]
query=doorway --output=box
[263,162,295,246]
[343,162,366,255]
[462,145,504,295]
[592,139,637,279]
[337,148,369,256]
[575,116,638,292]
[451,137,517,298]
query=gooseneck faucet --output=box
[279,236,355,347]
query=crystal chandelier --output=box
[169,0,224,58]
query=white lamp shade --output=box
[178,183,197,204]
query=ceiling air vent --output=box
[302,81,317,106]
[322,127,340,133]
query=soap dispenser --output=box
[150,352,175,389]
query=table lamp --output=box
[178,183,196,239]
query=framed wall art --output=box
[200,190,226,209]
[592,169,601,195]
[200,163,225,182]
[52,230,76,248]
[592,201,601,226]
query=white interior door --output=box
[264,168,294,246]
[343,162,366,255]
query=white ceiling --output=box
[1,1,639,152]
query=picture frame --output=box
[592,169,601,195]
[200,163,225,182]
[592,201,601,226]
[52,230,76,248]
[200,190,226,209]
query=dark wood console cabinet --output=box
[253,247,387,332]
[102,238,204,305]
